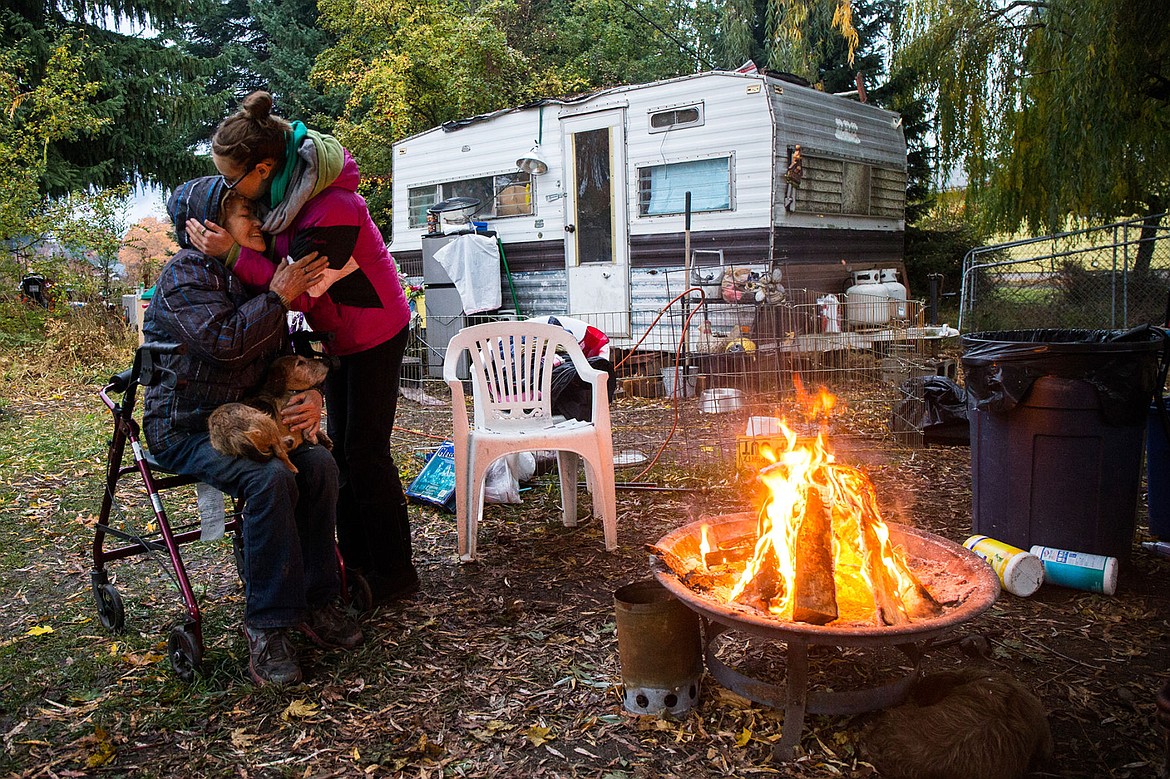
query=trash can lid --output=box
[962,327,1164,355]
[961,326,1164,424]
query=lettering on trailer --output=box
[835,118,861,144]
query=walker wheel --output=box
[168,624,203,682]
[346,571,373,613]
[94,583,125,632]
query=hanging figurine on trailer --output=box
[783,145,804,211]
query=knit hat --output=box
[167,176,228,250]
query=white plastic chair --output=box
[444,320,618,561]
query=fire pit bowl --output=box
[650,512,1000,759]
[652,512,1000,644]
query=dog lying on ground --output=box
[861,668,1053,779]
[209,355,333,474]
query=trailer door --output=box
[561,109,629,336]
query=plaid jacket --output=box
[142,248,288,454]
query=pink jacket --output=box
[234,152,409,356]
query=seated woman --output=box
[142,176,361,686]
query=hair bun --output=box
[241,91,274,121]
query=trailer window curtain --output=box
[638,157,731,216]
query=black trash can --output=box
[962,328,1165,561]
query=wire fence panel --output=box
[959,214,1170,332]
[400,296,959,474]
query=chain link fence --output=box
[959,214,1170,332]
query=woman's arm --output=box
[149,253,327,368]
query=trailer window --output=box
[493,172,534,217]
[637,157,732,216]
[789,148,905,218]
[648,103,704,134]
[407,173,535,228]
[407,185,440,228]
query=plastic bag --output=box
[483,452,538,504]
[961,327,1164,425]
[895,376,970,429]
[509,451,537,482]
[483,457,521,504]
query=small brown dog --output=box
[861,668,1053,779]
[209,355,333,474]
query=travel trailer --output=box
[389,69,907,348]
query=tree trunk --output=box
[1134,197,1166,276]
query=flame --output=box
[793,372,837,424]
[699,524,712,566]
[726,387,924,625]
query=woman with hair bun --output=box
[189,90,418,607]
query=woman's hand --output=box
[186,218,235,259]
[281,388,323,442]
[270,252,328,307]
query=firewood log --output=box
[890,553,944,619]
[792,487,839,625]
[859,514,911,627]
[646,543,695,580]
[734,543,784,612]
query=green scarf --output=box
[263,121,346,233]
[269,121,307,207]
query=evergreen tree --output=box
[3,2,223,194]
[250,0,344,126]
[160,0,343,132]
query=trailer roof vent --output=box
[648,103,704,134]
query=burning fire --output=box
[715,382,939,626]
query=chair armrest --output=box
[557,335,611,428]
[587,367,612,429]
[443,344,470,431]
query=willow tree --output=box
[896,0,1170,251]
[719,0,860,79]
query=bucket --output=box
[614,578,702,715]
[661,366,698,399]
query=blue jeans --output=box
[152,434,340,628]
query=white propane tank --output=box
[846,269,890,327]
[879,268,908,320]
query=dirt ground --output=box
[2,381,1169,777]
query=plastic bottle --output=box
[1029,545,1118,595]
[964,535,1044,597]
